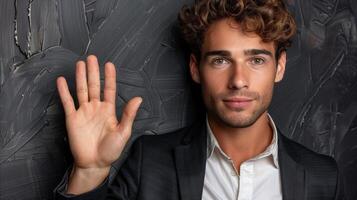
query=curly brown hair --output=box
[178,0,296,61]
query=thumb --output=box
[118,97,143,136]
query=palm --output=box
[66,102,120,168]
[57,55,142,169]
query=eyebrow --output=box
[203,50,231,59]
[202,49,274,60]
[244,49,273,57]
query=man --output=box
[55,0,343,199]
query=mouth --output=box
[222,97,253,109]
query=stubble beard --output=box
[206,91,270,129]
[211,102,267,128]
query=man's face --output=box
[190,18,286,128]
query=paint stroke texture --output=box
[0,0,196,199]
[271,0,357,199]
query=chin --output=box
[216,111,259,128]
[222,116,257,128]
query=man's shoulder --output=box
[124,122,203,168]
[279,132,338,171]
[278,133,341,199]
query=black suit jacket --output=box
[56,119,344,200]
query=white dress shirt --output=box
[202,114,282,200]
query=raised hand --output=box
[56,55,142,194]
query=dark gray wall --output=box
[0,0,355,199]
[271,0,357,199]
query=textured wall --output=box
[0,0,196,199]
[270,0,357,199]
[0,0,356,199]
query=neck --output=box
[208,111,273,170]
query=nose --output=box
[228,64,248,90]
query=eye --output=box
[211,57,230,66]
[250,57,266,65]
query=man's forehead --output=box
[202,19,275,54]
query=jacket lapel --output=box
[278,131,306,200]
[173,121,307,200]
[174,120,207,200]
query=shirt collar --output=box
[206,113,279,169]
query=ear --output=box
[274,51,286,83]
[189,54,201,84]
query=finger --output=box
[118,97,143,134]
[57,77,76,116]
[103,62,116,105]
[76,60,88,105]
[87,55,101,101]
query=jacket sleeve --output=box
[334,167,345,200]
[54,138,143,200]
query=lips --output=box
[223,97,253,109]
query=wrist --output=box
[67,166,110,195]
